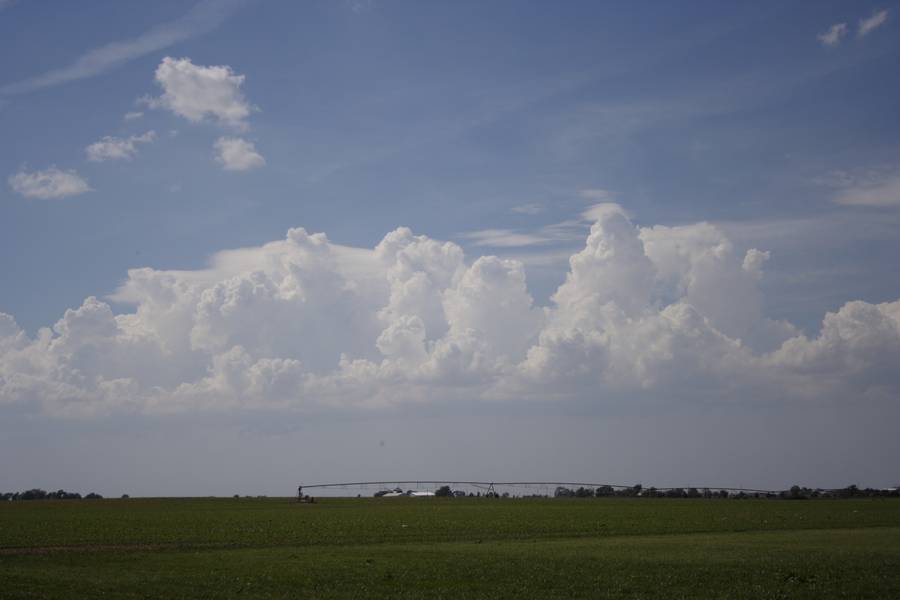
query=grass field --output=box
[2,497,899,598]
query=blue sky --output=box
[1,1,899,494]
[3,0,898,332]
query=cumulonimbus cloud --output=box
[1,203,898,417]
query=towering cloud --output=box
[1,205,898,417]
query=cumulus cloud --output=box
[858,9,889,37]
[818,23,848,47]
[1,204,898,417]
[85,131,157,162]
[213,136,265,171]
[145,57,254,129]
[8,167,91,199]
[123,111,144,121]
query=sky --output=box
[1,0,899,496]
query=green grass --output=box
[2,497,899,598]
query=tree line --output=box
[429,483,900,500]
[550,484,900,499]
[1,489,110,501]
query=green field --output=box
[2,497,899,598]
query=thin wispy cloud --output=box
[86,131,157,162]
[0,0,248,96]
[346,0,374,14]
[831,169,900,208]
[578,188,616,202]
[460,214,593,249]
[858,9,889,37]
[460,229,555,248]
[817,22,848,47]
[511,203,544,215]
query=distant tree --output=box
[121,494,130,499]
[595,485,615,497]
[554,486,574,498]
[575,486,593,498]
[435,485,453,497]
[687,488,701,498]
[85,492,103,500]
[788,485,807,500]
[51,489,80,500]
[840,484,860,498]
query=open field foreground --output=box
[2,497,899,598]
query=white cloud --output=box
[8,166,91,199]
[147,57,254,129]
[817,23,848,47]
[1,204,898,417]
[213,137,265,171]
[827,168,900,207]
[742,248,770,279]
[459,229,552,248]
[836,176,900,207]
[124,111,144,121]
[0,0,248,96]
[459,220,585,249]
[858,9,889,37]
[85,131,157,162]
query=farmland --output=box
[2,497,899,598]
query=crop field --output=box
[1,497,900,598]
